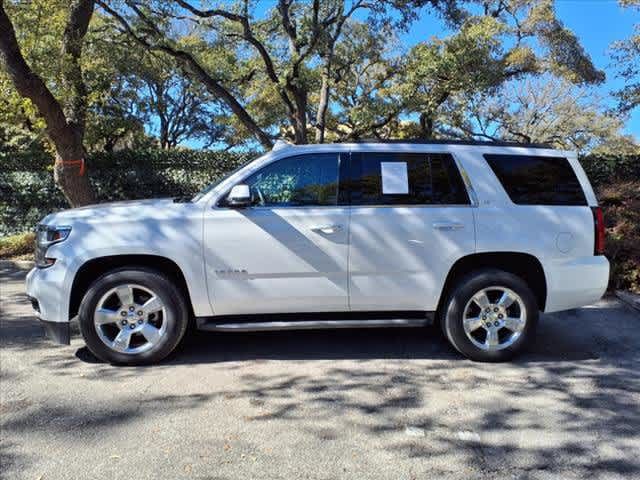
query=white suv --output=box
[26,141,609,364]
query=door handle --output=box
[311,224,343,234]
[432,222,464,231]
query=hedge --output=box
[1,149,638,236]
[0,149,254,235]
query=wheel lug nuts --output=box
[129,306,135,312]
[486,308,491,312]
[494,321,500,327]
[129,324,135,329]
[137,310,143,316]
[482,315,487,320]
[121,319,127,325]
[120,311,127,317]
[138,319,143,324]
[494,308,499,312]
[498,314,503,319]
[486,322,492,328]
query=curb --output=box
[615,290,640,313]
[0,259,35,270]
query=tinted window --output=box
[242,153,339,207]
[484,155,587,206]
[348,153,470,206]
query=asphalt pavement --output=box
[1,265,639,480]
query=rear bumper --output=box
[544,255,609,313]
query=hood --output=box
[42,198,199,225]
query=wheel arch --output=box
[437,252,547,315]
[69,254,194,320]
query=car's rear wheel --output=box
[441,269,538,362]
[78,268,188,365]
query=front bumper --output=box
[40,318,71,345]
[26,265,72,344]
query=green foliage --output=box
[611,0,640,113]
[0,231,35,259]
[522,0,605,84]
[0,149,255,235]
[598,180,640,293]
[579,154,640,185]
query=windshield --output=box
[191,156,256,202]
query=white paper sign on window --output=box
[381,162,409,194]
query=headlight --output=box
[35,225,71,268]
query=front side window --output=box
[241,153,339,207]
[484,154,587,206]
[348,152,470,206]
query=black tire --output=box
[440,269,538,362]
[78,267,189,365]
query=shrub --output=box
[0,232,35,259]
[0,149,254,235]
[599,180,640,293]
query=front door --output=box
[203,153,350,315]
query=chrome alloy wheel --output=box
[462,286,527,351]
[93,284,167,355]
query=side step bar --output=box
[197,318,430,332]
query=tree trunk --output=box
[0,0,95,207]
[315,64,330,143]
[290,84,308,144]
[53,154,94,207]
[419,113,434,138]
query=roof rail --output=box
[350,138,553,148]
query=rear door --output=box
[347,152,476,311]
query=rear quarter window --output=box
[484,154,587,206]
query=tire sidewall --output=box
[78,268,188,365]
[443,270,538,362]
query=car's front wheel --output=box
[441,269,538,362]
[78,268,188,365]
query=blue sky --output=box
[555,0,638,135]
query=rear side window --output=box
[348,153,470,206]
[484,154,587,206]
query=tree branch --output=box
[98,0,273,148]
[0,1,70,147]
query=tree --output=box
[321,21,404,140]
[446,77,639,154]
[611,0,639,113]
[394,0,605,139]
[97,0,454,146]
[0,0,95,206]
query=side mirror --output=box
[227,184,251,207]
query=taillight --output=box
[592,206,605,255]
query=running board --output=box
[197,317,430,332]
